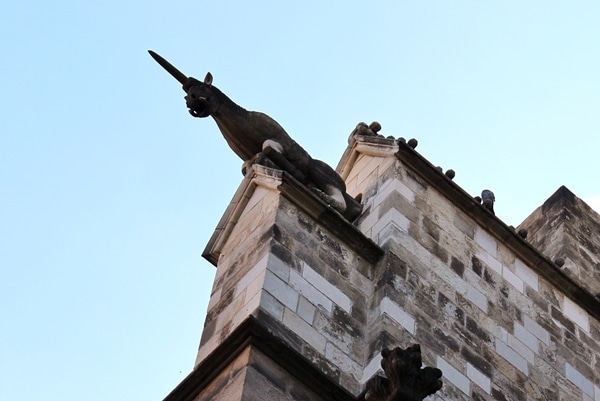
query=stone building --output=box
[163,130,600,401]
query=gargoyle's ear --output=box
[204,72,213,86]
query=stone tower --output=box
[518,185,600,297]
[163,132,600,401]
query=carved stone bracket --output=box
[365,344,443,401]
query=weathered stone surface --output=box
[168,134,599,401]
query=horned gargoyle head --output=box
[183,72,216,118]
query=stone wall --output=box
[173,136,599,401]
[347,137,600,401]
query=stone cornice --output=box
[162,316,357,401]
[203,164,384,266]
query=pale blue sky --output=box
[1,1,599,400]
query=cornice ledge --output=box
[162,316,357,401]
[203,164,384,266]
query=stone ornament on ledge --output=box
[149,50,362,221]
[365,344,443,401]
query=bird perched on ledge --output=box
[481,189,495,215]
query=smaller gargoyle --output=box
[365,344,443,401]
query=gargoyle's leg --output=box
[262,140,305,182]
[308,159,349,213]
[323,185,346,212]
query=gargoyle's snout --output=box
[185,92,211,118]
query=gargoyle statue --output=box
[365,344,443,401]
[149,50,361,221]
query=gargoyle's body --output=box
[184,74,361,221]
[194,83,310,169]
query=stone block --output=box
[563,296,590,333]
[474,227,498,257]
[566,363,596,399]
[324,341,362,381]
[301,263,352,313]
[495,339,529,374]
[296,295,317,324]
[466,283,488,313]
[282,308,327,353]
[502,265,524,293]
[266,253,292,283]
[523,314,550,345]
[467,363,491,394]
[513,322,539,352]
[507,333,535,364]
[261,291,284,321]
[475,248,502,275]
[436,356,470,395]
[380,297,415,334]
[514,258,539,291]
[264,270,299,311]
[289,269,333,314]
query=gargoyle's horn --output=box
[148,50,188,86]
